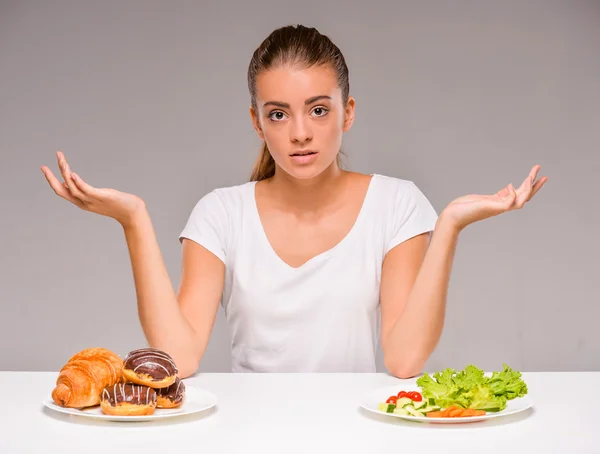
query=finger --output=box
[502,183,518,210]
[528,176,548,201]
[56,152,90,202]
[56,151,70,182]
[516,174,529,194]
[516,165,538,195]
[515,175,533,208]
[70,172,99,199]
[478,183,517,215]
[56,150,75,188]
[41,166,85,208]
[514,164,543,208]
[63,165,90,202]
[528,164,541,183]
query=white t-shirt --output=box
[179,174,438,373]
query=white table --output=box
[1,371,597,453]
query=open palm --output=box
[442,165,548,231]
[41,151,145,227]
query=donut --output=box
[156,376,186,408]
[100,383,157,416]
[122,347,178,388]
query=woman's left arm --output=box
[381,165,548,378]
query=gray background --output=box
[1,0,598,374]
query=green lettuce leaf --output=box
[416,364,527,410]
[466,384,507,412]
[453,364,487,389]
[435,390,472,409]
[416,372,455,402]
[487,364,528,399]
[432,368,457,388]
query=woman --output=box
[40,25,547,378]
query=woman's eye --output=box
[268,111,286,121]
[312,107,328,117]
[268,107,328,121]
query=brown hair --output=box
[247,24,350,181]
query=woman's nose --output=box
[289,117,313,144]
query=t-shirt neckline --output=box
[248,174,379,271]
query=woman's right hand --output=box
[41,151,146,228]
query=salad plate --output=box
[360,364,533,424]
[360,384,533,424]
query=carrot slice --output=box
[448,407,465,417]
[460,409,487,417]
[427,406,487,418]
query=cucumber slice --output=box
[393,408,410,415]
[396,397,412,408]
[412,400,426,409]
[377,403,397,413]
[420,405,441,413]
[405,406,425,417]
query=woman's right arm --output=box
[123,209,224,378]
[42,151,224,378]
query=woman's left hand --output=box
[440,165,548,232]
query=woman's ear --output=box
[250,106,265,140]
[343,96,356,132]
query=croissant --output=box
[51,347,124,408]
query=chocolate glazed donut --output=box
[156,376,186,408]
[122,347,178,388]
[100,383,157,416]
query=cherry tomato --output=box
[386,396,398,404]
[408,391,423,402]
[397,391,409,398]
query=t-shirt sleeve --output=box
[179,190,229,264]
[385,181,439,254]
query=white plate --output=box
[360,384,533,424]
[43,384,217,422]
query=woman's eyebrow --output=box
[263,95,332,109]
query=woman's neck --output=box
[263,164,350,215]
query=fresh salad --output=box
[378,364,528,418]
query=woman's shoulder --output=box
[365,173,427,205]
[368,173,436,215]
[209,180,255,202]
[345,171,414,190]
[371,173,419,190]
[194,180,253,204]
[185,181,255,222]
[368,174,439,250]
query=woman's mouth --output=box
[289,150,319,164]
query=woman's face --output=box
[251,64,355,180]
